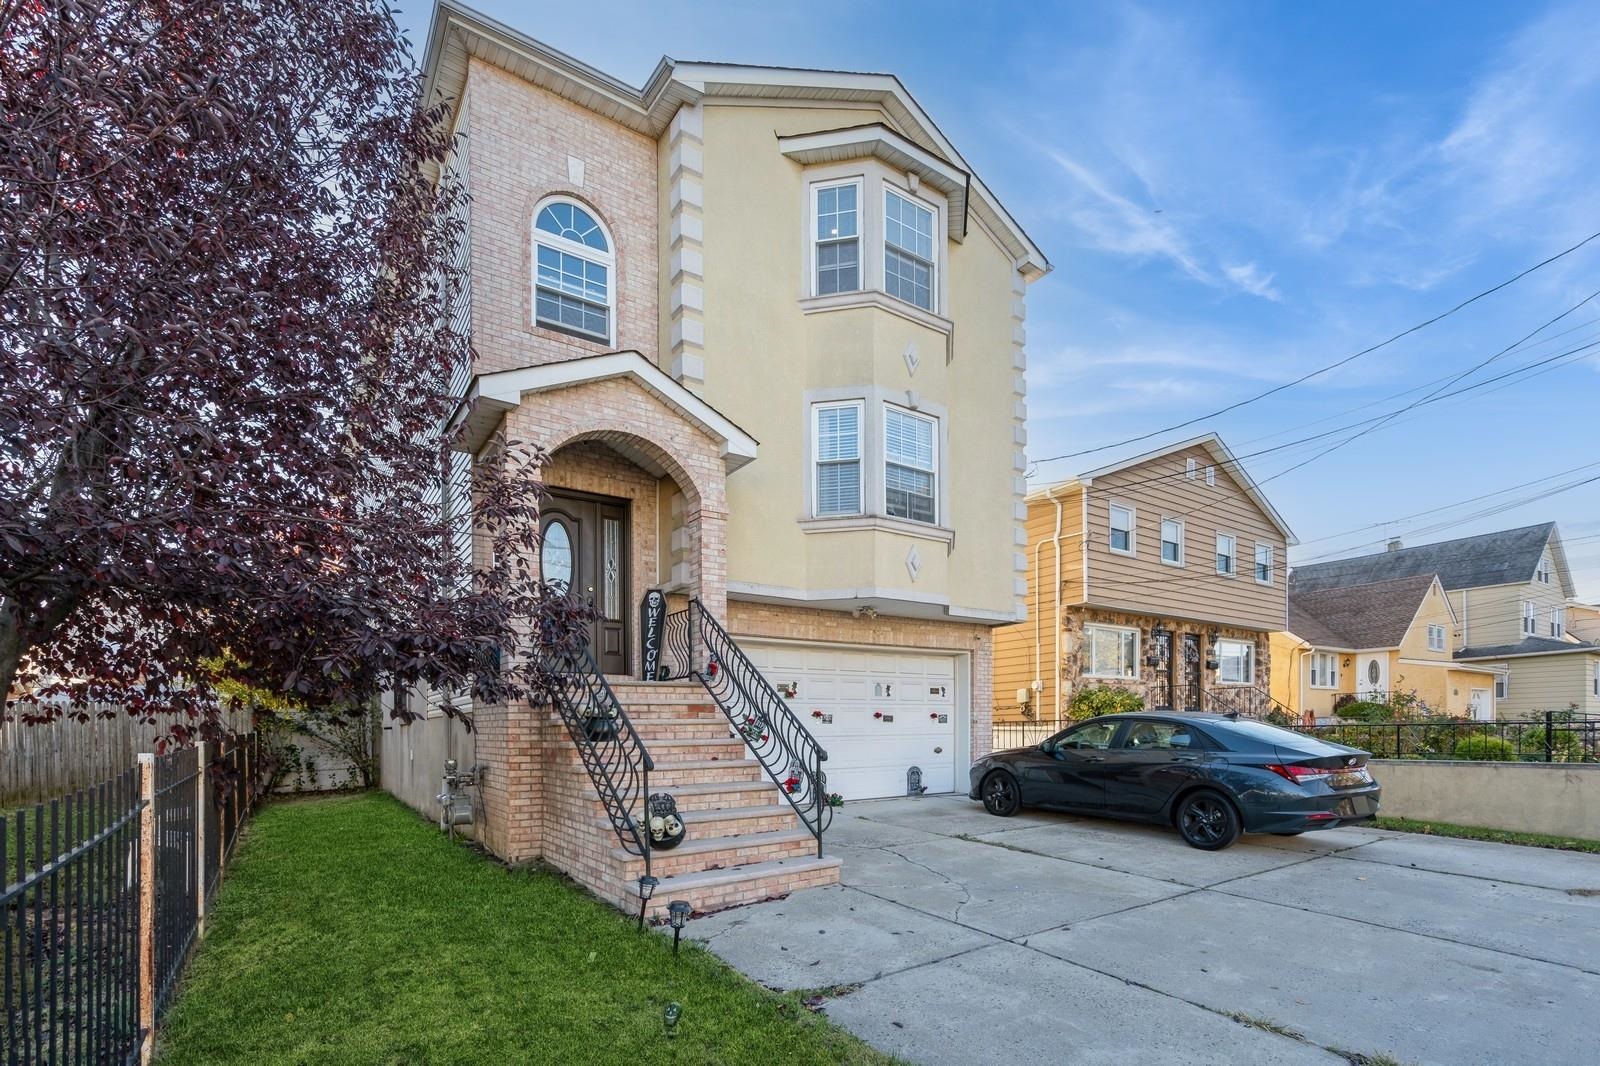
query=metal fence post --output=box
[136,753,156,1066]
[194,742,208,937]
[1545,709,1555,763]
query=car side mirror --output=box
[1038,740,1055,755]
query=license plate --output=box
[1328,770,1370,788]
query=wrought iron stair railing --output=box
[661,599,831,855]
[540,643,654,875]
[1203,683,1298,724]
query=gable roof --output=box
[1291,522,1567,596]
[1287,574,1441,651]
[1032,433,1298,544]
[421,0,1049,279]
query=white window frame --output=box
[1309,652,1339,690]
[882,186,938,313]
[1083,624,1140,680]
[810,178,863,298]
[1160,518,1185,567]
[1108,503,1136,555]
[1522,600,1538,636]
[1593,661,1599,698]
[1495,673,1509,700]
[811,400,864,518]
[1216,638,1255,686]
[1185,457,1198,480]
[882,403,939,525]
[1550,606,1566,638]
[1205,465,1216,486]
[1254,542,1274,586]
[1215,532,1237,577]
[1536,553,1552,584]
[1427,624,1446,652]
[531,196,615,344]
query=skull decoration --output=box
[647,792,687,850]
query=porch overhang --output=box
[448,350,759,471]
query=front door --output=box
[540,490,629,675]
[1469,688,1493,722]
[1174,633,1202,711]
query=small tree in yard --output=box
[1,0,587,739]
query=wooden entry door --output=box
[540,489,629,675]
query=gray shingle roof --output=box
[1455,637,1599,660]
[1288,574,1437,650]
[1291,522,1556,593]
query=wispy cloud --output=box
[1222,262,1281,301]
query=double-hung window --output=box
[1215,533,1236,576]
[1217,639,1254,685]
[1083,624,1139,679]
[1109,504,1135,554]
[1427,624,1446,652]
[883,189,936,311]
[1161,519,1184,565]
[813,181,860,295]
[1551,606,1566,638]
[533,198,612,342]
[1593,662,1599,698]
[1309,652,1338,689]
[884,405,937,523]
[1536,554,1552,584]
[1254,543,1274,585]
[1496,673,1510,700]
[813,402,863,516]
[1522,600,1538,636]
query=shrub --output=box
[1334,700,1393,723]
[1520,728,1585,762]
[1453,734,1516,761]
[1069,686,1144,720]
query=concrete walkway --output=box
[687,795,1600,1065]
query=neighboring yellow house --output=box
[382,0,1050,917]
[1273,574,1499,721]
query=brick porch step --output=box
[615,826,820,878]
[625,758,764,788]
[625,718,737,742]
[575,778,781,815]
[550,736,745,762]
[641,854,843,920]
[594,802,800,840]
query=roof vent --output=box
[1386,538,1403,553]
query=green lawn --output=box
[156,792,893,1066]
[1375,815,1600,854]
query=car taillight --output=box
[1264,763,1338,783]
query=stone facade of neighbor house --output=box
[1289,523,1599,720]
[994,434,1296,729]
[1271,574,1499,721]
[381,0,1049,918]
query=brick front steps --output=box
[544,679,841,919]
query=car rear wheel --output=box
[981,770,1021,817]
[1176,790,1241,850]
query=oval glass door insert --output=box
[542,520,574,590]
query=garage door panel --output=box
[743,639,961,800]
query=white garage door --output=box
[744,641,960,800]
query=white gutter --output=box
[1048,485,1068,730]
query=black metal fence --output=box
[1305,712,1599,763]
[2,733,261,1065]
[2,767,143,1065]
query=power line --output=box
[1031,227,1600,466]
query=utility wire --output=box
[1031,227,1600,466]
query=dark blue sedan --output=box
[969,713,1380,849]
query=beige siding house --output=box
[383,0,1049,917]
[994,435,1296,727]
[1289,523,1599,720]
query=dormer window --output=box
[533,198,613,343]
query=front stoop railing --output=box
[542,644,654,876]
[1204,683,1297,722]
[660,599,831,856]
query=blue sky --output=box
[395,1,1600,598]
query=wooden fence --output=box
[0,705,250,808]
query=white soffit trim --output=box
[452,351,759,470]
[778,124,968,240]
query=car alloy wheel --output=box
[1177,791,1240,850]
[982,771,1020,817]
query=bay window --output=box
[813,402,862,516]
[883,188,936,311]
[813,181,861,295]
[884,405,937,523]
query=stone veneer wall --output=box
[1060,606,1271,713]
[726,599,995,759]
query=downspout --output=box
[1048,485,1068,731]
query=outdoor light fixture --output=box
[668,900,692,954]
[636,875,659,932]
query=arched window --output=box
[533,198,613,342]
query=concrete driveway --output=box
[686,795,1600,1065]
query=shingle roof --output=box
[1455,637,1600,660]
[1287,574,1438,650]
[1290,522,1557,593]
